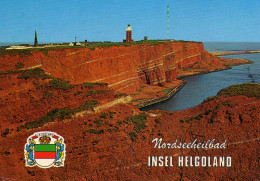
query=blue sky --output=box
[0,0,259,43]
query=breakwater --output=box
[136,80,187,108]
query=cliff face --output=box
[0,42,225,93]
[0,72,118,134]
[0,41,226,134]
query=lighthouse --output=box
[126,24,132,43]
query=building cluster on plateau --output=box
[6,24,147,50]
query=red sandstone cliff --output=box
[0,42,236,93]
[0,43,257,180]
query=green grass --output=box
[217,83,260,98]
[17,100,99,131]
[0,40,199,58]
[114,92,128,98]
[86,129,104,134]
[127,114,147,133]
[162,88,171,93]
[85,40,165,50]
[0,48,33,57]
[17,68,51,80]
[182,67,193,71]
[85,90,105,97]
[17,108,74,131]
[84,39,196,51]
[73,100,99,112]
[48,78,75,91]
[82,82,108,88]
[47,107,74,121]
[204,83,260,102]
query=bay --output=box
[142,42,260,111]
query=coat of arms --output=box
[24,131,66,168]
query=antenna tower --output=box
[167,4,170,39]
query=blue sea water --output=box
[142,42,260,111]
[204,42,260,51]
[0,42,30,46]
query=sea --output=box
[142,42,260,111]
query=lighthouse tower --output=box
[126,24,132,43]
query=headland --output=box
[0,40,251,108]
[0,41,259,180]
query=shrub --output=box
[82,82,108,88]
[204,110,212,115]
[217,83,260,98]
[112,126,119,132]
[185,118,193,123]
[1,129,9,137]
[17,68,51,80]
[117,121,122,125]
[129,132,137,142]
[86,129,104,134]
[155,119,160,124]
[204,83,260,102]
[221,101,237,107]
[43,91,53,98]
[74,91,82,96]
[109,112,115,118]
[17,99,99,131]
[107,129,113,133]
[48,108,74,120]
[17,105,81,131]
[100,113,108,119]
[15,62,24,69]
[85,90,105,97]
[203,96,217,103]
[93,119,103,127]
[127,114,147,133]
[193,114,203,120]
[114,92,128,98]
[49,78,75,91]
[73,100,99,112]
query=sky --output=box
[0,0,259,43]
